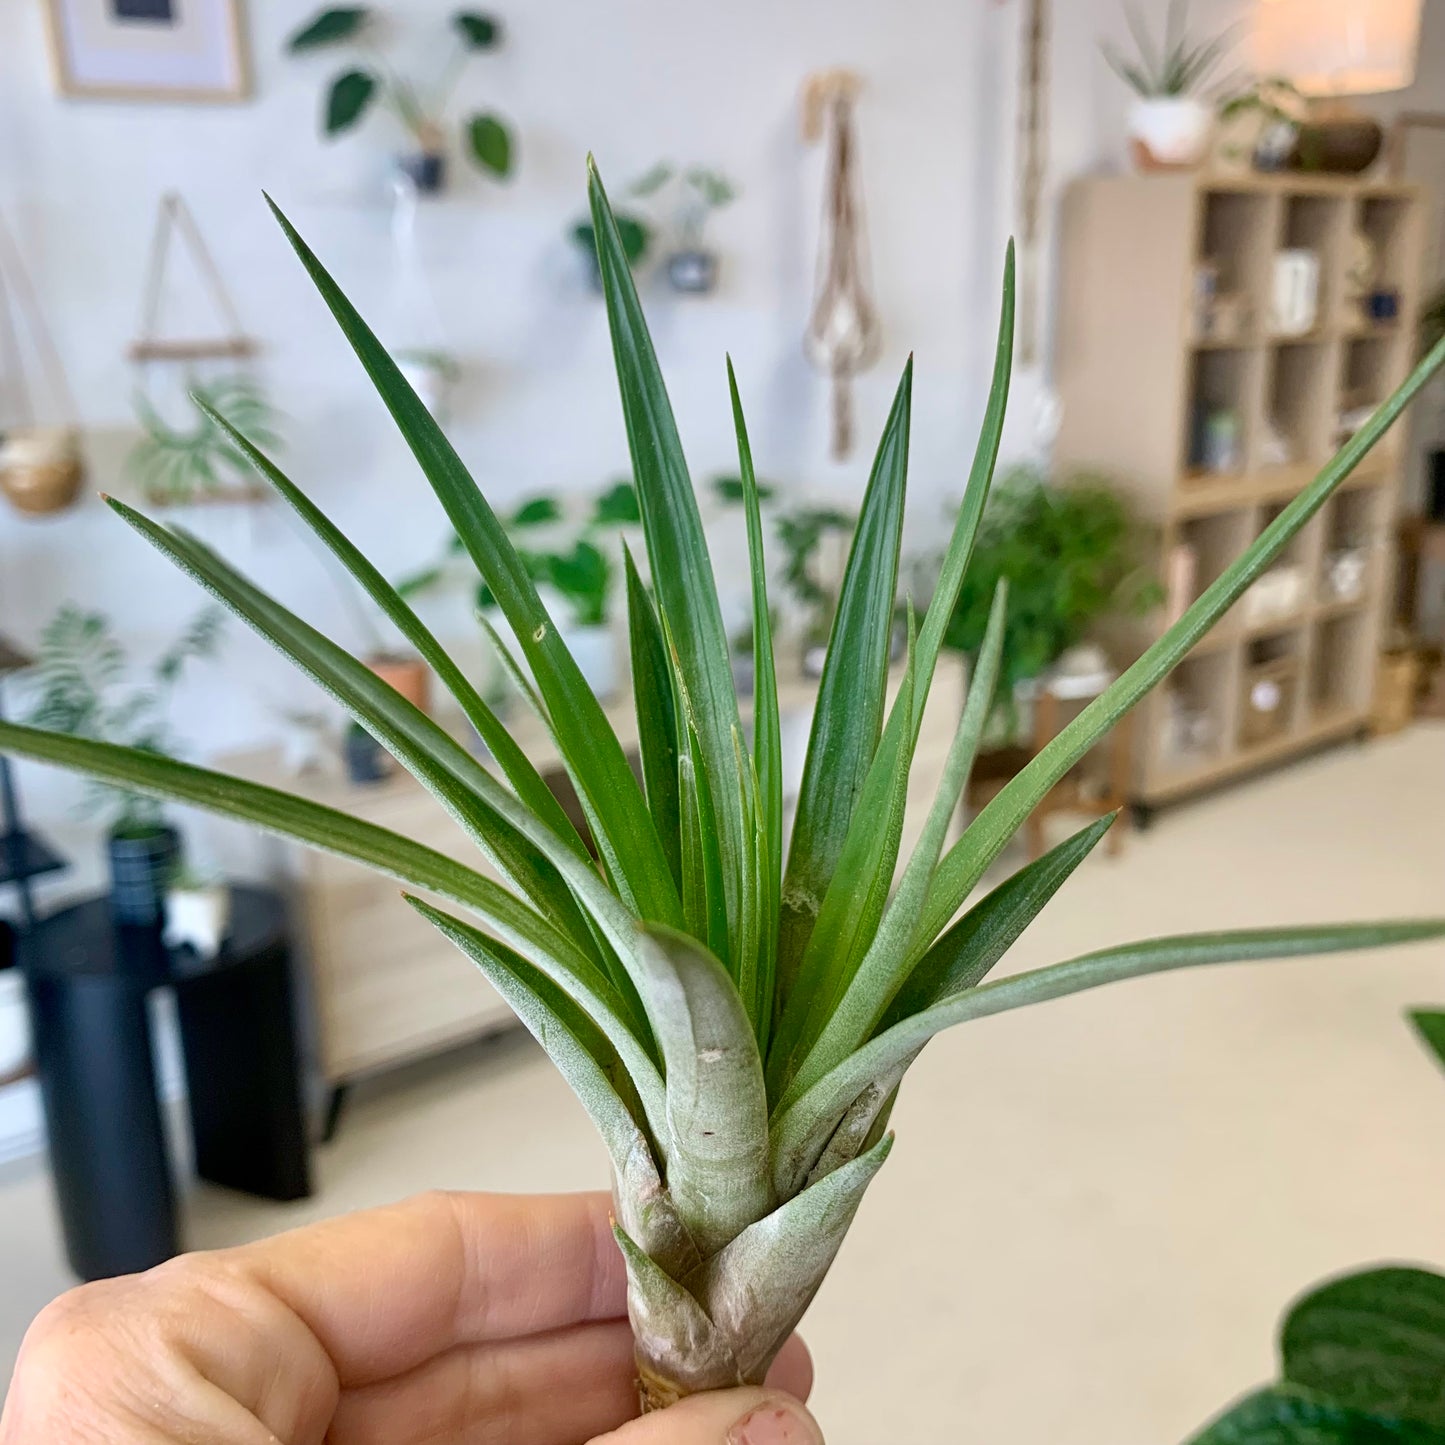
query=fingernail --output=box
[728,1396,822,1445]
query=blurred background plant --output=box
[941,465,1161,703]
[285,6,515,192]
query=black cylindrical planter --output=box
[26,959,177,1279]
[344,725,391,785]
[107,825,180,927]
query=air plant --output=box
[2,164,1444,1414]
[1103,0,1233,99]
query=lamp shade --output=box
[1251,0,1423,97]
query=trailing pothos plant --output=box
[2,164,1443,1413]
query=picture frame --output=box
[41,0,252,103]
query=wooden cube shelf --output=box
[1056,172,1425,807]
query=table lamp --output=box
[0,637,67,930]
[1250,0,1424,173]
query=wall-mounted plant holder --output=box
[285,8,516,201]
[0,213,86,518]
[125,194,278,508]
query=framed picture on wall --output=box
[42,0,251,102]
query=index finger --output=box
[228,1189,626,1386]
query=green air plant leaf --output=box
[3,166,1444,1414]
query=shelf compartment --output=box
[1318,484,1388,606]
[1240,635,1303,750]
[1198,191,1276,297]
[1258,341,1333,470]
[1165,509,1254,627]
[1184,348,1258,475]
[1309,610,1373,720]
[1157,650,1236,776]
[1336,335,1407,452]
[1277,194,1349,331]
[1357,196,1415,300]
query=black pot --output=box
[667,250,718,294]
[398,151,447,195]
[344,726,391,785]
[107,825,180,927]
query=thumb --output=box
[588,1387,824,1445]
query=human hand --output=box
[0,1190,821,1444]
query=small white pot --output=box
[164,885,232,960]
[562,624,618,701]
[1129,97,1213,172]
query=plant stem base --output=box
[637,1357,689,1412]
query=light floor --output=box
[2,727,1443,1445]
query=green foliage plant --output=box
[126,375,280,505]
[941,464,1162,700]
[1189,1266,1445,1443]
[21,605,222,837]
[2,163,1444,1412]
[286,7,514,179]
[1103,0,1233,99]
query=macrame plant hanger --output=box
[1016,0,1050,368]
[0,212,85,516]
[803,69,881,462]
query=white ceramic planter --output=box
[164,885,232,959]
[1129,97,1213,171]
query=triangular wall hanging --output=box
[125,193,280,507]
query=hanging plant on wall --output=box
[125,376,282,507]
[125,195,282,508]
[286,7,516,196]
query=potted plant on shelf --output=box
[941,465,1161,736]
[1217,76,1306,174]
[20,605,223,925]
[1103,0,1231,172]
[1,169,1444,1420]
[285,7,515,196]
